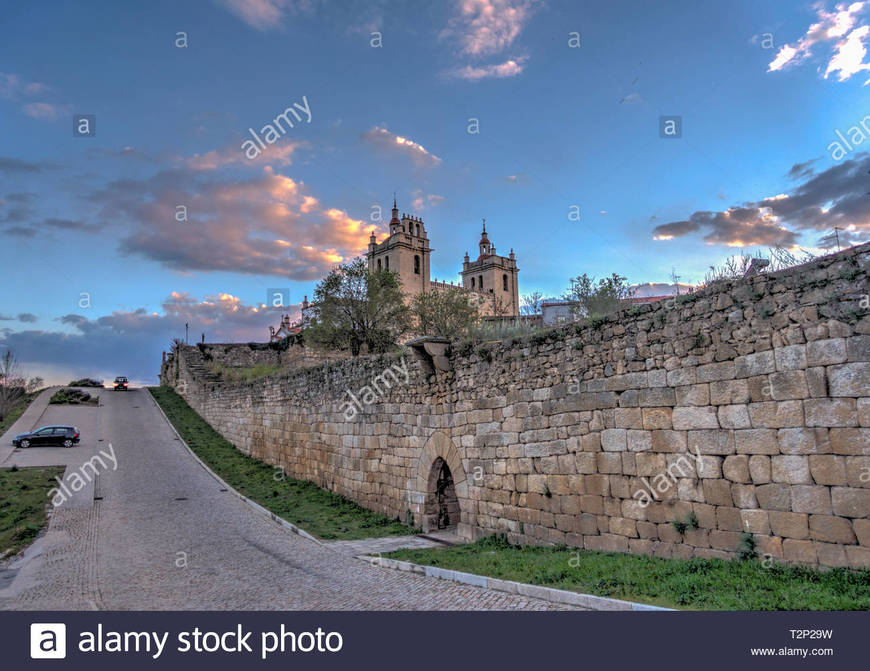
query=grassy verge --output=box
[0,466,65,558]
[386,535,870,610]
[0,391,39,437]
[149,386,415,541]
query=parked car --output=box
[13,425,80,448]
[113,376,128,391]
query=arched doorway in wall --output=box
[412,431,469,537]
[425,457,459,530]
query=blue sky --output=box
[2,0,870,384]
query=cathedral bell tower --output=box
[479,220,492,257]
[461,219,519,317]
[366,195,432,298]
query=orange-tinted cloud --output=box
[216,0,293,31]
[184,139,304,170]
[411,189,445,210]
[441,0,536,81]
[443,0,535,56]
[91,162,385,279]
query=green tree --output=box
[305,258,410,355]
[411,286,480,338]
[563,273,634,320]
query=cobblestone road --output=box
[0,388,578,610]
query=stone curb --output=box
[357,555,674,611]
[148,391,324,546]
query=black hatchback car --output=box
[12,425,80,448]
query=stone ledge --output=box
[357,555,673,611]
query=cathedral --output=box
[366,197,520,317]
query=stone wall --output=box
[160,244,870,568]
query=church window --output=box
[377,259,382,271]
[385,256,389,270]
[471,277,475,289]
[414,255,420,274]
[416,223,420,237]
[503,274,508,291]
[479,275,483,289]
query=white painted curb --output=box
[148,390,325,546]
[358,555,674,611]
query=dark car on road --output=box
[13,425,80,448]
[113,376,128,391]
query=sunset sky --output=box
[2,0,870,384]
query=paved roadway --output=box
[0,388,575,610]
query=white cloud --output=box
[361,127,442,165]
[21,102,66,121]
[0,73,61,120]
[768,44,799,71]
[451,57,526,80]
[825,24,870,81]
[768,1,870,83]
[0,73,22,99]
[0,72,50,99]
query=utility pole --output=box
[671,267,681,296]
[834,227,842,252]
[185,322,189,345]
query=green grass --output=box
[0,391,38,436]
[385,535,870,611]
[49,388,99,405]
[149,386,416,541]
[0,466,65,558]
